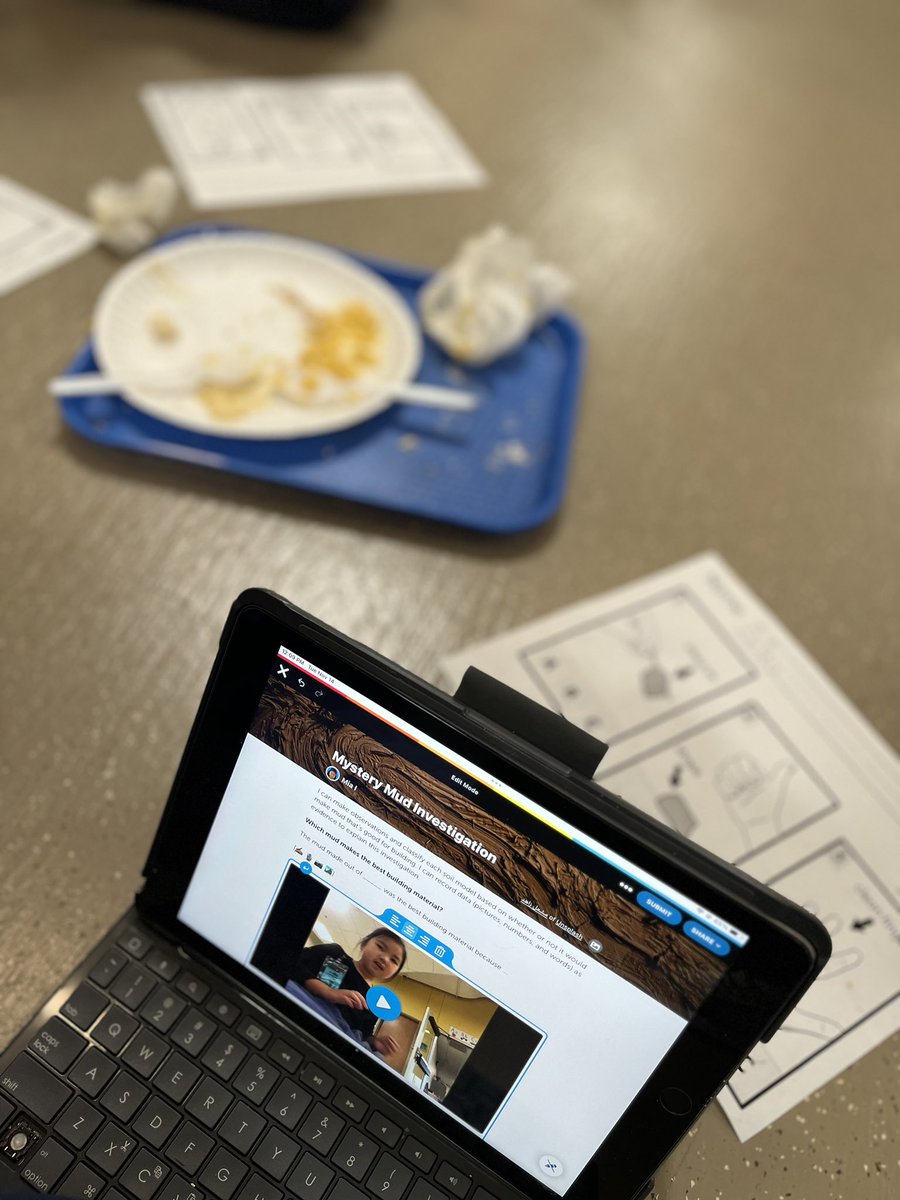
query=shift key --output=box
[1,1051,73,1121]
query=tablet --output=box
[136,590,830,1200]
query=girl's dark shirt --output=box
[294,942,377,1037]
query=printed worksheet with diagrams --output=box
[0,177,96,296]
[141,74,486,210]
[440,553,900,1141]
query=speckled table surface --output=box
[0,1,897,1196]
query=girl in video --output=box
[295,927,407,1055]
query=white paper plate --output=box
[92,233,422,439]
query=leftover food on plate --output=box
[92,233,421,439]
[191,298,385,423]
[147,311,181,343]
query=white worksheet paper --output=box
[440,553,900,1141]
[141,73,487,210]
[0,177,96,296]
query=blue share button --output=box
[637,890,682,926]
[367,986,403,1022]
[683,921,730,957]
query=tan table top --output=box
[1,1,897,1196]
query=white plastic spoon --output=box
[48,372,478,411]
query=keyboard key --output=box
[233,1056,279,1105]
[89,949,127,989]
[207,995,240,1026]
[399,1138,435,1173]
[252,1127,300,1181]
[236,1018,271,1050]
[86,1120,138,1174]
[238,1172,283,1200]
[68,1047,117,1097]
[332,1182,367,1200]
[365,1155,412,1200]
[286,1152,333,1200]
[118,928,153,960]
[111,964,157,1012]
[59,1161,106,1200]
[331,1130,378,1181]
[409,1183,448,1200]
[29,1017,87,1073]
[172,1010,218,1057]
[218,1101,266,1155]
[93,1005,140,1054]
[60,983,108,1031]
[132,1096,181,1148]
[100,1071,149,1122]
[154,1052,200,1104]
[200,1147,247,1200]
[119,1146,170,1200]
[142,986,187,1034]
[365,1114,401,1149]
[176,972,210,1005]
[265,1079,311,1131]
[55,1096,104,1148]
[0,1095,12,1127]
[20,1136,74,1193]
[1,1051,72,1121]
[297,1104,344,1156]
[434,1164,470,1198]
[158,1174,204,1200]
[146,948,180,982]
[298,1063,334,1099]
[185,1075,233,1128]
[267,1040,301,1073]
[164,1121,214,1175]
[123,1028,170,1079]
[333,1088,367,1122]
[202,1032,247,1082]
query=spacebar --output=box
[0,1052,73,1121]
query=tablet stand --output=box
[453,666,608,776]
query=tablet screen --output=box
[178,644,749,1194]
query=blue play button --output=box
[366,986,402,1021]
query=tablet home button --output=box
[659,1087,692,1116]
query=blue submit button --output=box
[637,891,682,926]
[683,921,730,957]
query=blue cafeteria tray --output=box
[57,226,585,534]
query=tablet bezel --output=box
[138,590,829,1200]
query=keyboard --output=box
[0,915,504,1200]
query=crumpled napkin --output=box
[86,166,179,255]
[419,225,572,366]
